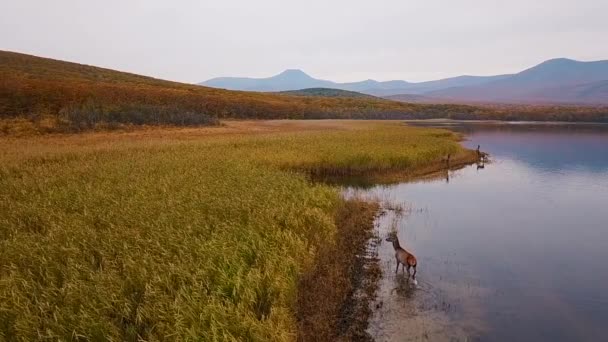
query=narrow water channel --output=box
[359,123,608,341]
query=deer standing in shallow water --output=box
[386,233,417,279]
[476,145,489,162]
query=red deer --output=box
[386,233,417,279]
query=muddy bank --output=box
[296,199,380,341]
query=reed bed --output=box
[0,120,470,341]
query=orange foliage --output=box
[1,50,607,131]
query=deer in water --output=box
[476,145,489,162]
[386,233,417,279]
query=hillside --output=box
[1,50,607,133]
[385,93,451,104]
[428,58,608,104]
[0,50,489,131]
[278,87,377,99]
[522,80,608,105]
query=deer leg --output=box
[406,264,411,277]
[395,258,399,274]
[412,266,417,280]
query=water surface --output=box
[362,123,608,341]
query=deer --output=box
[476,145,489,162]
[441,153,451,168]
[386,233,417,279]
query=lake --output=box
[360,122,608,341]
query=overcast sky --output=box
[1,0,607,83]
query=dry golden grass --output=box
[0,120,473,341]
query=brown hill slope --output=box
[0,50,488,127]
[1,51,607,132]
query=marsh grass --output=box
[0,121,472,341]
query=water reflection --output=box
[364,122,608,341]
[412,122,608,173]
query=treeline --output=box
[1,50,607,132]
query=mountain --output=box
[278,88,377,99]
[202,69,334,91]
[201,58,608,104]
[524,80,608,104]
[200,71,506,96]
[428,58,608,104]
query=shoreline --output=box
[404,118,608,125]
[311,150,478,187]
[298,149,480,340]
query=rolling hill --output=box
[0,50,511,131]
[278,88,377,99]
[1,50,607,133]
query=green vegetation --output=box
[0,121,472,341]
[3,50,606,135]
[278,88,377,99]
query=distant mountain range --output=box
[200,58,608,105]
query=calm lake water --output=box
[360,123,608,341]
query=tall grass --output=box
[0,121,471,340]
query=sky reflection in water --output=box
[366,123,608,341]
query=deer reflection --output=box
[390,273,417,300]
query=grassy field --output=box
[0,121,474,341]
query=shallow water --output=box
[362,123,608,341]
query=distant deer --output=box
[442,153,451,168]
[476,145,489,162]
[386,233,417,279]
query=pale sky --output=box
[1,0,607,83]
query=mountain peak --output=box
[276,69,312,79]
[538,58,578,66]
[520,57,607,78]
[547,57,576,62]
